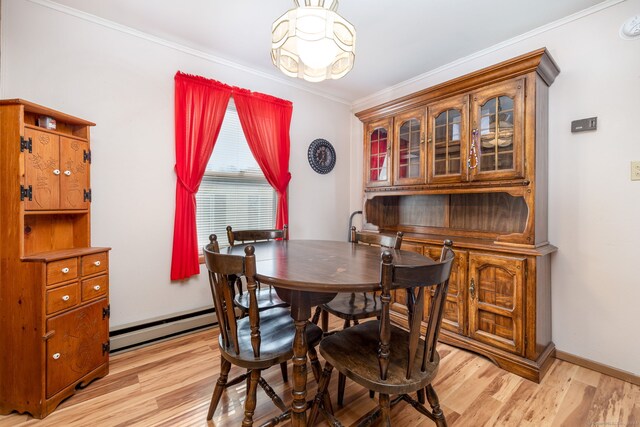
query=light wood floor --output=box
[1,320,638,427]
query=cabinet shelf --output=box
[22,247,111,262]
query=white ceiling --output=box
[50,0,605,103]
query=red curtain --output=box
[171,72,232,280]
[233,89,292,230]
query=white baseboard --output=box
[110,309,217,352]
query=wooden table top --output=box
[226,240,433,293]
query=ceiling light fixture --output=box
[271,0,356,82]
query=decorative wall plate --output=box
[307,138,336,174]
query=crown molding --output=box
[351,0,626,112]
[24,0,351,106]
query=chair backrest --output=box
[204,234,262,357]
[226,225,288,247]
[350,226,403,249]
[378,240,454,381]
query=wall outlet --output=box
[632,161,640,181]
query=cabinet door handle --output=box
[94,260,101,266]
[93,285,101,291]
[61,267,70,274]
[64,170,71,176]
[470,278,476,299]
[52,353,61,360]
[53,169,61,175]
[62,295,70,301]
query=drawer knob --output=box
[93,285,101,291]
[62,295,70,301]
[61,267,70,274]
[53,353,61,360]
[64,170,71,176]
[53,169,61,175]
[94,260,101,266]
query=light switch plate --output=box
[632,161,640,181]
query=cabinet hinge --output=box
[20,185,32,201]
[84,189,92,202]
[102,341,111,355]
[83,149,92,163]
[102,304,110,319]
[20,136,32,153]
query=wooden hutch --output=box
[356,49,560,382]
[0,100,110,417]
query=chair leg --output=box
[307,346,322,383]
[320,310,328,333]
[417,388,425,404]
[425,384,447,427]
[369,390,375,399]
[308,346,333,416]
[242,369,261,427]
[379,393,391,427]
[280,361,288,382]
[311,305,322,325]
[207,356,231,420]
[308,363,334,427]
[337,372,346,406]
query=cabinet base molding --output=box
[438,329,555,384]
[390,310,554,383]
[554,350,639,386]
[0,363,108,419]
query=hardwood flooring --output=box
[1,319,638,426]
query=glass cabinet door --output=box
[364,118,393,187]
[427,95,468,184]
[469,78,525,181]
[393,109,426,185]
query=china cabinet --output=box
[364,118,393,187]
[355,49,560,382]
[0,99,110,418]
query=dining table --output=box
[226,239,434,427]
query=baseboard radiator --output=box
[109,307,217,353]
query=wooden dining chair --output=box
[309,240,455,427]
[311,226,403,405]
[226,225,289,313]
[204,234,324,426]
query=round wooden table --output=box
[226,240,433,427]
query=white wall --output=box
[1,0,352,327]
[350,0,640,374]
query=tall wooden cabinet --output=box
[356,49,560,382]
[0,99,110,418]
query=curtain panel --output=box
[170,72,232,280]
[233,88,292,230]
[171,72,292,280]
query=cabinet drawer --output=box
[47,258,79,285]
[81,275,108,301]
[82,252,108,276]
[46,283,80,315]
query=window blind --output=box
[196,101,276,251]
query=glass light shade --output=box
[271,0,356,82]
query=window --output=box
[196,101,276,251]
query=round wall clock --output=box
[307,138,336,174]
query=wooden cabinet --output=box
[393,108,426,185]
[427,94,468,184]
[23,127,90,210]
[469,78,525,182]
[364,118,393,187]
[468,252,524,355]
[357,50,559,382]
[0,99,110,418]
